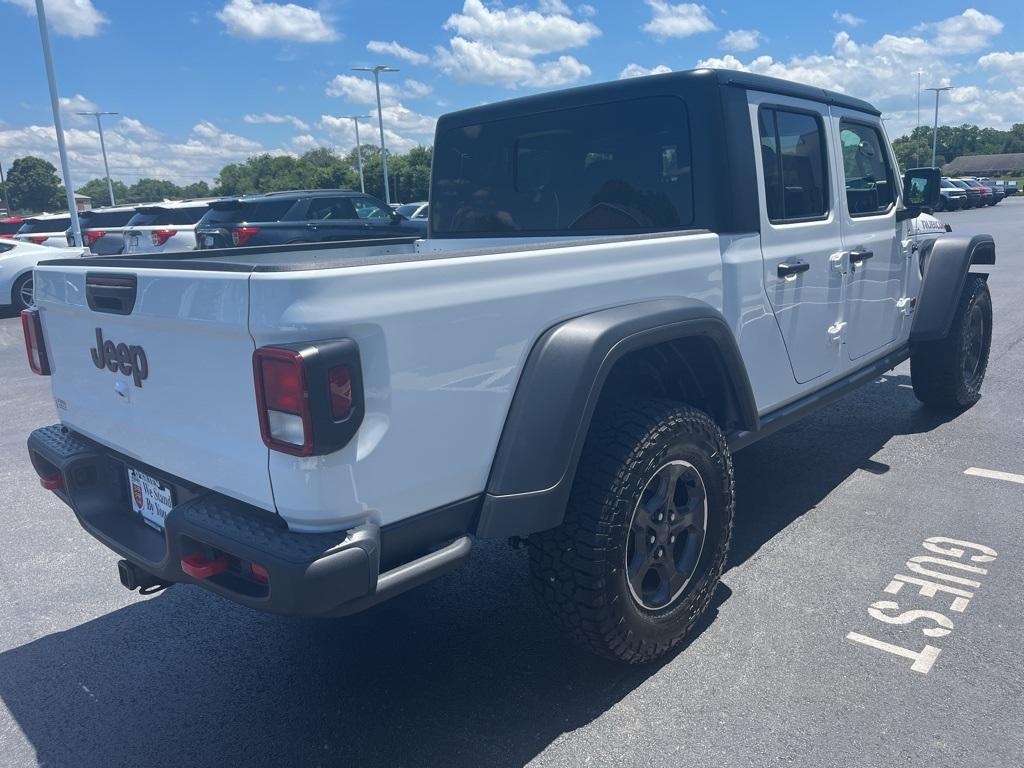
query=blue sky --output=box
[1,0,1022,185]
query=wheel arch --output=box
[9,268,34,306]
[475,297,758,538]
[912,234,995,342]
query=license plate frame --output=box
[127,466,175,532]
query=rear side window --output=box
[199,199,296,225]
[758,107,829,223]
[19,217,71,234]
[307,197,358,220]
[432,96,694,236]
[79,209,135,228]
[839,121,895,216]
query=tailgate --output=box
[33,264,274,512]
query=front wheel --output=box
[911,275,992,409]
[528,400,734,663]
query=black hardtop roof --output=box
[437,67,880,128]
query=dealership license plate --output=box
[203,235,215,247]
[126,234,139,253]
[127,467,174,531]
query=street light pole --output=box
[34,0,81,244]
[343,115,371,193]
[77,110,118,205]
[925,86,952,168]
[353,65,399,204]
[915,70,923,128]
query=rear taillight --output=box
[253,348,313,455]
[231,226,260,247]
[253,340,364,456]
[28,235,48,245]
[151,229,176,246]
[85,230,106,246]
[21,308,50,375]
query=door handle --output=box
[850,248,874,263]
[306,223,319,230]
[777,261,811,279]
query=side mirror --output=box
[897,167,940,221]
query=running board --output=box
[727,346,910,452]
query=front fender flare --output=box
[912,234,994,342]
[475,298,757,538]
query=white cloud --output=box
[642,1,716,40]
[366,40,430,65]
[289,133,320,151]
[979,51,1024,83]
[326,74,398,104]
[832,11,864,28]
[58,94,99,125]
[916,8,1003,53]
[443,0,599,58]
[216,0,337,43]
[2,0,107,37]
[403,79,432,98]
[695,9,1018,137]
[319,114,429,154]
[243,112,311,131]
[720,29,761,52]
[434,0,597,89]
[619,63,672,79]
[577,3,596,16]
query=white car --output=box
[0,237,86,310]
[121,199,217,255]
[13,213,74,249]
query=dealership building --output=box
[943,152,1024,176]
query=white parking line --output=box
[964,467,1024,485]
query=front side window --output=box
[352,198,391,219]
[432,96,694,236]
[758,107,829,222]
[307,197,358,220]
[839,121,895,216]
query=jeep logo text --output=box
[90,328,148,387]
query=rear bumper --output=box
[28,425,475,617]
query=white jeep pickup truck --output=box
[23,70,994,663]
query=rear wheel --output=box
[911,275,992,409]
[11,273,33,311]
[528,400,734,663]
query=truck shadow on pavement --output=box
[0,375,955,768]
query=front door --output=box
[832,112,908,361]
[751,93,846,384]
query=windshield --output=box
[79,209,136,228]
[432,95,694,236]
[198,199,297,225]
[18,217,71,234]
[127,205,209,227]
[394,203,421,218]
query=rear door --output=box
[33,263,274,511]
[750,92,845,384]
[831,112,907,361]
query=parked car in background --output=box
[973,178,1004,204]
[937,178,967,211]
[0,237,87,310]
[72,205,139,255]
[0,217,25,238]
[13,213,73,248]
[959,178,996,206]
[122,199,216,254]
[948,178,982,208]
[195,190,423,250]
[394,201,428,220]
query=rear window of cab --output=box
[431,95,694,237]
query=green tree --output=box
[76,177,130,207]
[181,180,212,199]
[127,178,184,203]
[6,156,62,214]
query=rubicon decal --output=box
[90,328,149,387]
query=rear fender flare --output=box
[475,298,757,539]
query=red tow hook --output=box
[181,553,230,580]
[39,472,64,491]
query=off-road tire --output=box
[528,400,734,664]
[911,275,992,409]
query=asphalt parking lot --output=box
[1,200,1022,768]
